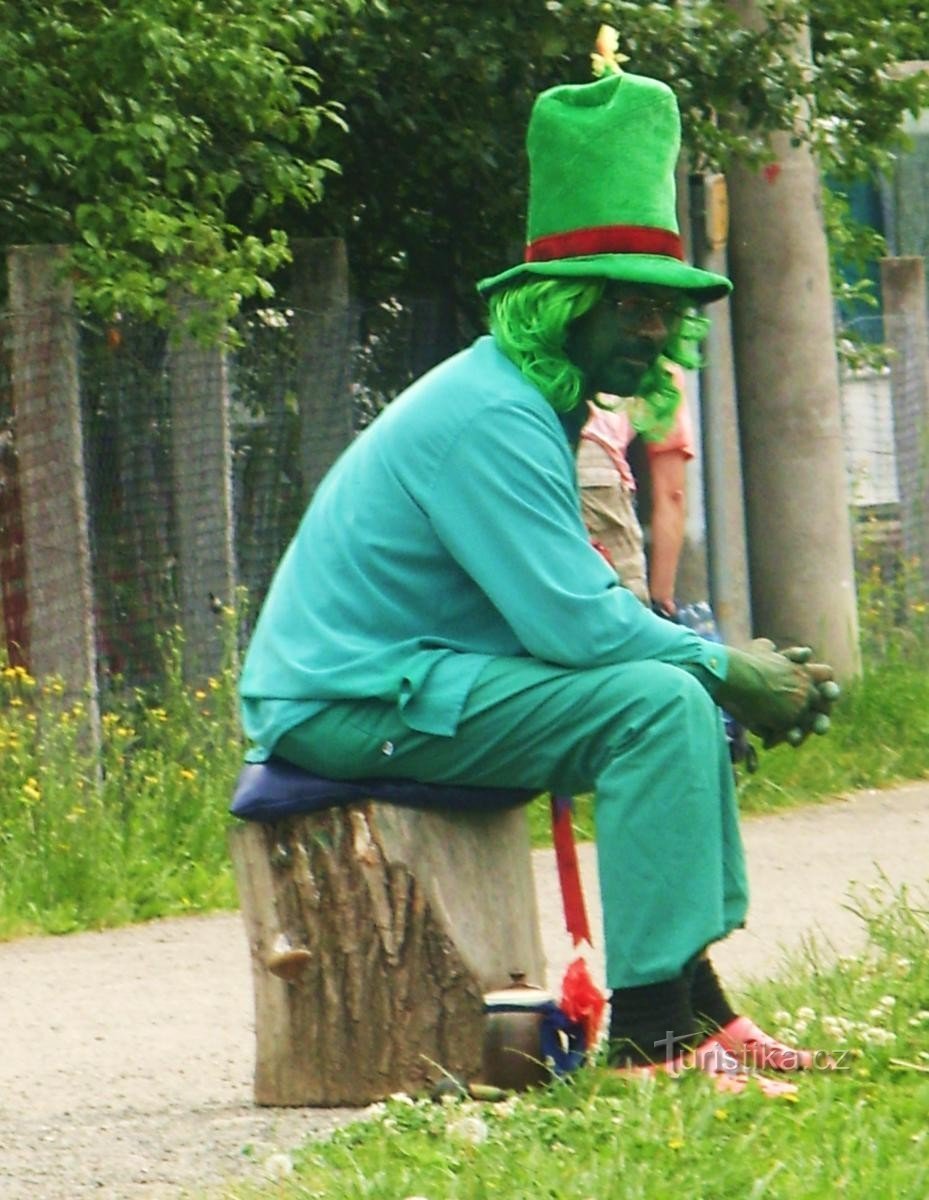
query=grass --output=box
[1,566,928,938]
[0,628,243,939]
[0,571,926,1194]
[214,880,929,1200]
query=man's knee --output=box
[591,660,720,761]
[602,659,715,717]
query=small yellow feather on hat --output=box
[591,25,628,78]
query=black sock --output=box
[689,956,738,1033]
[607,974,700,1067]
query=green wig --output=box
[488,277,710,441]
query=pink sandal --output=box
[705,1015,833,1072]
[693,1039,798,1097]
[611,1041,798,1098]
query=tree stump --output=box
[229,801,545,1107]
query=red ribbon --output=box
[526,224,684,264]
[550,794,592,947]
[552,794,608,1049]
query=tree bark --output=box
[725,2,861,679]
[229,802,545,1107]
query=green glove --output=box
[777,646,841,748]
[711,639,840,748]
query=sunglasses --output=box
[605,289,688,326]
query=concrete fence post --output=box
[879,256,929,597]
[166,303,236,683]
[289,238,354,503]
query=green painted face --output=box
[565,284,686,397]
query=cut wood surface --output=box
[229,801,544,1106]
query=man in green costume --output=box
[239,70,838,1089]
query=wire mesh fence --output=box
[0,283,460,690]
[0,273,926,693]
[839,309,929,599]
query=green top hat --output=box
[478,72,731,303]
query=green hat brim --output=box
[477,253,731,304]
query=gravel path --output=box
[2,782,927,1199]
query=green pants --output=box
[276,656,748,989]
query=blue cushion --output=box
[230,756,536,823]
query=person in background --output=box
[578,359,692,616]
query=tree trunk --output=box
[725,2,861,679]
[229,802,545,1107]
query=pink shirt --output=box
[580,368,695,492]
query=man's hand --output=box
[714,639,840,749]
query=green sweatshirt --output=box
[239,336,726,758]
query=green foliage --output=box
[0,0,356,335]
[225,883,929,1199]
[5,2,928,343]
[739,550,929,813]
[300,0,929,322]
[810,0,929,178]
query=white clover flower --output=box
[390,1092,416,1105]
[794,1020,809,1036]
[822,1014,857,1037]
[797,1006,816,1021]
[863,1027,896,1046]
[263,1153,294,1179]
[773,1010,792,1025]
[447,1115,489,1146]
